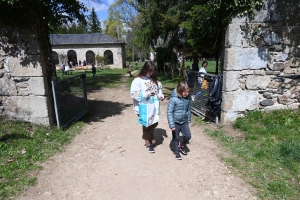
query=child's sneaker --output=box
[147,145,155,153]
[179,147,187,155]
[174,151,182,160]
[178,142,187,155]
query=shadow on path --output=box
[154,128,168,146]
[80,99,132,123]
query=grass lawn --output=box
[199,109,300,199]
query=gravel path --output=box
[16,76,257,200]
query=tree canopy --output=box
[107,0,264,72]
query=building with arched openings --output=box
[50,33,126,68]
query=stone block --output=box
[240,70,254,75]
[224,47,269,70]
[275,53,288,62]
[287,103,300,109]
[263,32,282,45]
[31,117,53,126]
[254,70,265,75]
[288,57,300,67]
[283,66,293,74]
[3,96,50,118]
[220,111,245,125]
[222,91,258,112]
[264,104,287,111]
[29,77,48,95]
[272,62,286,70]
[246,75,271,90]
[7,55,43,76]
[0,75,17,95]
[223,71,239,92]
[225,23,242,47]
[265,71,281,75]
[260,99,274,107]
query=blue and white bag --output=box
[138,94,160,127]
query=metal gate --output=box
[186,70,221,123]
[51,74,88,128]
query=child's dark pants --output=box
[171,122,191,152]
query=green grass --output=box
[0,119,85,199]
[202,109,300,199]
[57,68,128,88]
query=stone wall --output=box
[221,0,300,123]
[0,27,53,126]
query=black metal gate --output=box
[186,70,222,123]
[51,74,88,128]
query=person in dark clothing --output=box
[192,57,199,71]
[92,63,97,78]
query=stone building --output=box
[50,33,126,68]
[221,0,300,124]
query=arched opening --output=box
[67,50,78,66]
[104,50,114,65]
[52,51,59,65]
[86,50,95,65]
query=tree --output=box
[95,55,108,69]
[131,0,265,74]
[50,21,88,34]
[87,7,102,33]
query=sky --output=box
[80,0,115,24]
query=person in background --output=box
[167,81,192,160]
[128,63,133,77]
[61,63,66,74]
[191,60,208,101]
[130,61,165,153]
[92,63,96,78]
[192,57,199,71]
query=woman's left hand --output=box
[160,95,165,101]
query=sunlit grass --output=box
[201,109,300,199]
[0,119,85,199]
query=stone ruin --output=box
[221,0,300,124]
[0,27,53,126]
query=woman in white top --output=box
[192,60,208,100]
[130,61,164,153]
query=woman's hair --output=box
[176,81,190,97]
[202,60,208,66]
[137,61,158,85]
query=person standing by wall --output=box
[167,81,192,160]
[128,63,133,77]
[130,61,165,153]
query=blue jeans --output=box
[171,122,191,152]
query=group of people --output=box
[130,61,192,160]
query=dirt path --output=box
[17,76,257,200]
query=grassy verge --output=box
[0,119,85,199]
[201,109,300,199]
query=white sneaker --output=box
[191,95,195,101]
